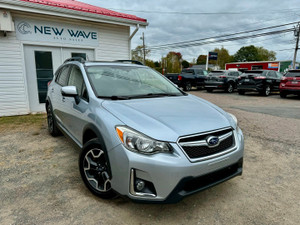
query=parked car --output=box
[237,70,281,96]
[46,58,244,203]
[204,70,241,93]
[177,68,208,91]
[165,73,179,85]
[279,69,300,98]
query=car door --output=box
[63,65,90,143]
[267,71,279,91]
[51,65,71,126]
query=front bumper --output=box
[108,128,244,203]
[237,84,263,92]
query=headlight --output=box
[116,126,171,154]
[228,113,239,129]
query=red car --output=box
[280,70,300,98]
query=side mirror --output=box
[61,86,80,104]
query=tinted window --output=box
[182,69,194,74]
[198,70,204,75]
[285,72,300,77]
[276,72,283,78]
[56,66,70,86]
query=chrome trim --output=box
[177,127,237,163]
[179,131,232,147]
[129,169,156,198]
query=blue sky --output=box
[80,0,300,62]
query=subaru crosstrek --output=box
[46,58,244,203]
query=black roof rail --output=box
[114,60,144,65]
[64,57,86,64]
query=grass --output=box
[0,114,46,132]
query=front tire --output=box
[47,104,61,137]
[280,92,287,98]
[79,138,116,199]
[238,90,245,95]
[206,88,213,93]
[261,85,271,96]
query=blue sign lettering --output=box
[44,26,51,35]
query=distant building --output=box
[225,61,299,73]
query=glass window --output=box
[268,71,276,78]
[34,51,53,103]
[56,66,70,86]
[285,71,300,77]
[68,66,84,96]
[86,66,183,98]
[72,53,87,60]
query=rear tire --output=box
[206,88,213,93]
[184,82,192,92]
[226,83,234,93]
[261,85,271,96]
[238,90,245,95]
[280,92,287,98]
[79,138,117,199]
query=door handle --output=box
[62,96,66,102]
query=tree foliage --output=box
[164,51,182,73]
[234,45,276,62]
[131,45,150,62]
[197,55,207,65]
[211,47,232,69]
[182,60,190,68]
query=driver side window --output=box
[68,66,89,102]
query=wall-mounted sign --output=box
[15,18,99,47]
[268,63,279,69]
[209,52,218,60]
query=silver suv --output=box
[46,58,244,203]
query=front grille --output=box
[178,128,235,159]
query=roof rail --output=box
[64,57,86,64]
[114,60,144,65]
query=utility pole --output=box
[141,32,146,65]
[293,23,300,69]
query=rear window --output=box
[182,69,194,74]
[285,72,300,77]
[243,71,266,76]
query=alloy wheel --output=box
[83,148,111,192]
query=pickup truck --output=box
[165,73,180,85]
[178,68,208,91]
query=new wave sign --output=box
[15,18,99,47]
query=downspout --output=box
[129,24,139,60]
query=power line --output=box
[149,21,299,49]
[107,8,300,15]
[149,28,294,50]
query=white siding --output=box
[0,31,29,116]
[0,12,131,117]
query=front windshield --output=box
[86,65,183,98]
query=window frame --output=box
[55,65,71,87]
[68,65,89,102]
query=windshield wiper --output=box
[98,96,131,100]
[129,93,181,99]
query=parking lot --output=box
[0,91,299,225]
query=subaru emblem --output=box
[207,136,219,147]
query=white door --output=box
[24,45,94,113]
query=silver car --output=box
[46,58,244,203]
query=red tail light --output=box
[178,75,182,81]
[238,76,242,80]
[47,81,52,86]
[281,77,288,82]
[254,76,266,80]
[219,76,226,78]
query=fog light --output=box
[135,180,145,191]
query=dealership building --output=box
[0,0,147,116]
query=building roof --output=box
[18,0,147,23]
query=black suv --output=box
[237,70,281,96]
[204,70,241,93]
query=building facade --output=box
[0,0,147,116]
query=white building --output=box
[0,0,147,116]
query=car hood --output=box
[102,95,232,142]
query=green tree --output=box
[257,47,276,61]
[182,60,190,68]
[211,47,231,69]
[197,55,207,64]
[234,45,276,62]
[165,52,182,73]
